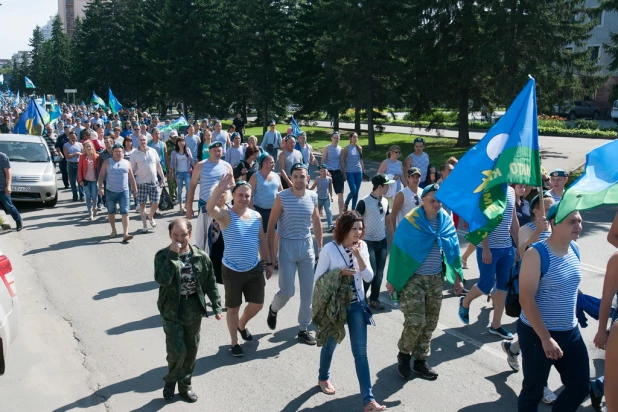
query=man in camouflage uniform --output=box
[154,217,222,403]
[386,184,464,381]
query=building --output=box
[40,17,55,41]
[11,51,31,66]
[0,59,10,69]
[58,0,92,36]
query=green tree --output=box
[28,26,46,87]
[39,14,73,99]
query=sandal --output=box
[318,380,336,395]
[122,235,134,243]
[364,400,387,411]
[109,231,118,238]
[462,259,469,269]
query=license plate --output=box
[12,186,31,192]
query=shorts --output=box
[106,190,130,215]
[329,169,344,194]
[476,246,515,294]
[136,182,160,204]
[221,263,266,308]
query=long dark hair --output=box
[334,211,364,244]
[349,132,363,159]
[175,137,187,154]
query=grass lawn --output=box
[235,123,471,166]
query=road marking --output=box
[581,262,606,275]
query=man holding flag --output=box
[436,78,542,339]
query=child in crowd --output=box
[310,164,335,232]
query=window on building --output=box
[589,46,600,61]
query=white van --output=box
[611,100,618,123]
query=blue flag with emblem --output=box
[12,99,47,135]
[49,96,61,123]
[25,76,36,89]
[108,87,122,115]
[291,116,302,136]
[435,78,542,245]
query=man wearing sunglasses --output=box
[356,173,396,310]
[391,167,423,228]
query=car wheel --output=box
[45,192,58,208]
[592,111,599,120]
[568,111,577,121]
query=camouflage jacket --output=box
[154,244,222,322]
[312,269,353,347]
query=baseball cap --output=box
[407,167,422,176]
[550,168,568,177]
[319,164,328,169]
[209,141,223,149]
[231,132,240,139]
[421,183,440,198]
[169,130,178,137]
[290,162,308,172]
[546,202,560,221]
[413,137,425,145]
[530,191,553,211]
[112,144,123,150]
[371,173,396,186]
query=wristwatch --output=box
[265,262,273,266]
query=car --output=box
[611,99,618,124]
[0,249,18,376]
[554,100,601,120]
[0,134,58,207]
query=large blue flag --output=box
[108,87,122,115]
[436,78,542,244]
[49,96,62,123]
[25,76,36,89]
[291,116,302,136]
[13,99,47,135]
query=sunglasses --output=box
[378,202,384,215]
[393,150,400,154]
[414,195,420,206]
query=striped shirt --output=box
[106,158,130,193]
[345,145,363,173]
[408,152,429,182]
[185,135,200,160]
[222,210,261,271]
[549,190,562,202]
[277,189,317,240]
[315,176,331,199]
[325,145,342,170]
[416,217,443,275]
[198,159,230,203]
[523,222,551,242]
[297,143,312,165]
[485,185,515,249]
[281,148,302,175]
[253,172,280,209]
[520,241,581,331]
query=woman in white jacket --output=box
[314,210,386,412]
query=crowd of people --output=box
[1,102,617,412]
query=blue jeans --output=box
[83,181,98,213]
[175,172,191,205]
[68,163,84,200]
[318,198,333,227]
[319,302,374,406]
[0,191,22,223]
[518,321,589,412]
[345,171,362,209]
[106,190,130,215]
[364,238,388,302]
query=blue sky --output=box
[0,0,58,58]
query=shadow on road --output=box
[53,327,301,412]
[106,315,162,336]
[23,235,112,255]
[93,281,158,301]
[458,371,518,412]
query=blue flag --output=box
[25,76,36,89]
[0,74,4,84]
[436,78,542,244]
[291,116,302,136]
[49,97,62,123]
[13,90,19,107]
[12,99,46,135]
[108,87,122,115]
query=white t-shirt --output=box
[130,147,160,184]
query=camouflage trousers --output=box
[162,294,203,392]
[398,273,444,359]
[167,175,177,202]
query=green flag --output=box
[91,92,107,110]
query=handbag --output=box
[159,187,174,211]
[505,259,521,318]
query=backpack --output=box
[504,241,580,318]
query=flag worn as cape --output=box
[12,99,46,135]
[555,140,618,223]
[435,78,542,245]
[386,206,463,291]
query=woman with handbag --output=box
[314,211,386,412]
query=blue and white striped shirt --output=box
[523,222,551,242]
[106,158,130,193]
[345,145,363,173]
[198,159,230,203]
[549,190,562,203]
[484,185,515,249]
[520,241,581,331]
[277,189,317,240]
[325,145,342,171]
[222,210,261,271]
[416,216,443,275]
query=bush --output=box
[538,126,616,138]
[569,119,600,130]
[538,119,567,129]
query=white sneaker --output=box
[150,218,157,228]
[141,227,149,233]
[501,341,520,372]
[542,387,557,404]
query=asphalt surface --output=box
[0,157,615,411]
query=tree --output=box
[28,26,45,87]
[39,14,72,99]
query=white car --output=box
[0,134,58,207]
[0,249,18,375]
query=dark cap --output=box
[550,168,568,178]
[231,132,240,139]
[112,144,123,150]
[530,191,553,211]
[413,137,425,145]
[319,164,328,169]
[421,183,440,198]
[209,141,223,149]
[290,162,308,172]
[546,202,560,221]
[407,167,422,176]
[371,173,396,186]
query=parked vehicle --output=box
[611,100,618,124]
[554,100,601,120]
[0,249,18,376]
[0,134,58,207]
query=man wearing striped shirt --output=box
[207,173,272,357]
[548,168,568,202]
[266,163,323,345]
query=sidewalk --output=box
[308,120,613,172]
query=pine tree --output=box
[28,26,46,88]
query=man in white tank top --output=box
[207,173,272,357]
[390,167,422,228]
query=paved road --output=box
[305,120,614,173]
[0,171,614,411]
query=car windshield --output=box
[0,141,50,163]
